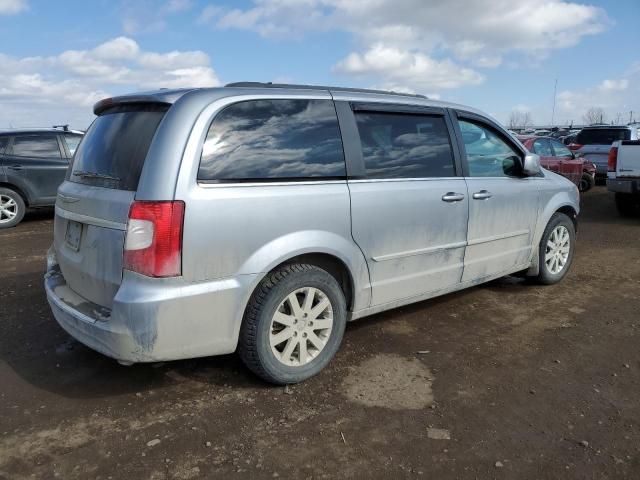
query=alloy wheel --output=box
[545,225,570,274]
[269,287,334,367]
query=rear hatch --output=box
[617,140,640,177]
[576,128,631,172]
[54,103,169,309]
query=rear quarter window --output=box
[198,99,345,182]
[0,137,8,154]
[69,105,167,190]
[576,128,631,145]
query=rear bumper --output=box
[607,178,639,194]
[45,249,258,363]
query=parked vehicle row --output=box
[568,125,640,178]
[44,83,579,384]
[0,127,83,228]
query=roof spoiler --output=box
[93,95,172,115]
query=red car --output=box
[518,136,596,192]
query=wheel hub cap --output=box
[0,195,18,223]
[269,287,334,367]
[545,225,570,274]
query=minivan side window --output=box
[198,99,345,182]
[458,120,521,177]
[354,112,455,179]
[11,135,62,158]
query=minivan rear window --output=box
[576,128,631,145]
[69,104,168,190]
[198,99,345,182]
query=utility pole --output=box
[551,78,558,126]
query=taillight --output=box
[123,201,185,277]
[568,143,583,151]
[608,146,618,172]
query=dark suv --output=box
[0,128,82,228]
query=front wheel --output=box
[238,264,347,384]
[532,212,576,285]
[579,173,594,192]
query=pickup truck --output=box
[607,140,640,216]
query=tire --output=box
[532,212,576,285]
[0,187,26,229]
[239,263,347,385]
[579,173,594,192]
[615,193,640,217]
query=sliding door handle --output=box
[442,192,465,203]
[472,190,492,200]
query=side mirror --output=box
[523,153,542,176]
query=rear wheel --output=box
[532,212,576,285]
[0,188,26,229]
[615,193,640,217]
[239,263,347,384]
[579,172,594,192]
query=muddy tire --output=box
[579,173,594,192]
[238,263,347,385]
[0,187,26,229]
[615,193,640,217]
[532,212,576,285]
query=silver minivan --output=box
[45,83,580,384]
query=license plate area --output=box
[65,220,83,251]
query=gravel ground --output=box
[1,187,639,479]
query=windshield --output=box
[69,104,168,190]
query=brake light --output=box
[123,201,185,277]
[608,146,618,172]
[568,143,583,151]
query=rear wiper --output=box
[73,170,120,182]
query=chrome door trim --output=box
[467,229,530,246]
[371,241,467,262]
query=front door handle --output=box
[442,192,465,203]
[472,190,492,200]
[7,165,24,171]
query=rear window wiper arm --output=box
[73,170,121,182]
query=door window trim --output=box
[335,101,464,180]
[449,109,526,178]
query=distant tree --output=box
[507,110,533,130]
[613,112,624,125]
[583,107,606,125]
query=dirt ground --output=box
[1,186,639,480]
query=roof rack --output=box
[225,82,428,99]
[52,124,69,132]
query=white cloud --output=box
[0,0,27,15]
[206,0,608,94]
[598,79,628,92]
[0,37,220,128]
[334,44,484,90]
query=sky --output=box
[0,0,638,129]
